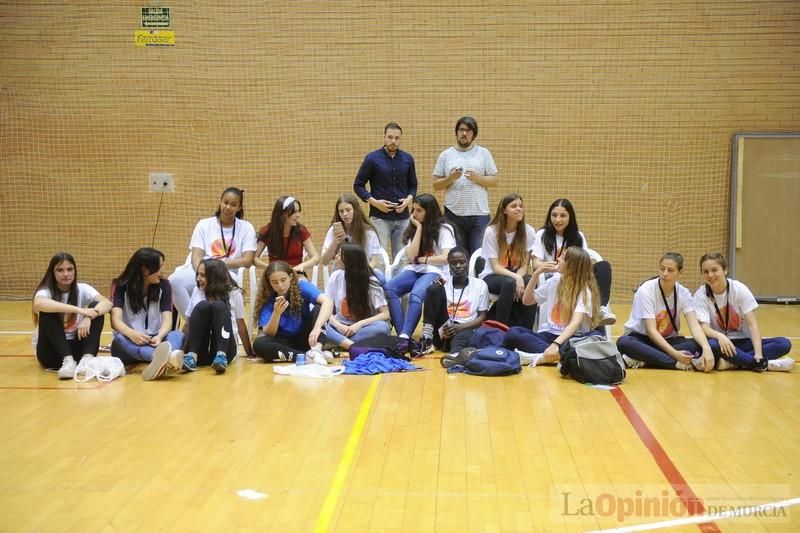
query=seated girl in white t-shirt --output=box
[324,243,390,351]
[169,187,257,319]
[384,194,456,338]
[32,252,112,379]
[616,252,713,371]
[320,194,385,279]
[181,258,253,374]
[531,198,615,326]
[694,252,793,372]
[479,193,537,328]
[503,246,600,365]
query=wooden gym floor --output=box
[0,300,798,532]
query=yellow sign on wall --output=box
[134,30,175,47]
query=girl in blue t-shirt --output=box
[252,260,333,362]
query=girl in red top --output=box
[255,195,319,277]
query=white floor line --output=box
[587,496,800,532]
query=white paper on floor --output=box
[237,489,268,500]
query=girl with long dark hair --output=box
[32,253,112,378]
[255,195,319,275]
[323,243,390,350]
[111,247,185,380]
[384,193,456,338]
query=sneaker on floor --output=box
[182,353,197,372]
[598,305,617,326]
[211,352,228,374]
[768,357,795,372]
[419,336,435,355]
[58,355,77,380]
[622,354,645,369]
[167,350,184,373]
[715,357,735,371]
[142,341,172,381]
[516,350,545,367]
[306,348,328,366]
[691,356,707,372]
[674,361,693,371]
[321,350,335,363]
[440,347,477,369]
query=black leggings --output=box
[187,300,237,366]
[36,309,104,370]
[252,305,325,362]
[422,283,477,353]
[483,273,537,328]
[593,261,612,306]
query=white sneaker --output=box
[675,361,693,371]
[306,348,328,366]
[622,354,645,369]
[142,341,172,381]
[768,357,796,372]
[715,357,735,371]
[691,357,706,371]
[167,349,184,373]
[598,306,617,326]
[516,350,545,367]
[322,350,335,363]
[58,355,77,380]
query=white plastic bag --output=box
[272,364,344,379]
[74,356,126,382]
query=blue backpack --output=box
[447,347,521,377]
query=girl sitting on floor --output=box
[252,260,333,363]
[323,243,390,351]
[616,252,714,371]
[693,252,793,372]
[32,252,112,379]
[181,258,254,374]
[504,246,600,365]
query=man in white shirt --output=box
[432,116,499,256]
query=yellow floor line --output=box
[313,374,382,533]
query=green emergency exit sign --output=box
[142,7,170,28]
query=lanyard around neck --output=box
[450,280,468,322]
[658,280,678,333]
[218,217,236,258]
[708,280,730,332]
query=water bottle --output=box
[295,352,306,366]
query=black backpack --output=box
[447,347,522,377]
[559,335,626,385]
[349,334,417,361]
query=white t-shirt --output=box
[432,145,498,217]
[186,286,246,339]
[321,226,382,266]
[531,229,589,262]
[693,279,757,340]
[404,224,457,276]
[189,216,257,267]
[32,283,100,347]
[325,270,387,325]
[440,275,490,324]
[479,224,537,278]
[534,273,593,335]
[624,278,695,338]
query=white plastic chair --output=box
[468,247,499,308]
[390,246,408,277]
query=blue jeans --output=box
[708,336,792,369]
[370,216,409,261]
[445,209,490,257]
[111,330,185,365]
[385,269,440,336]
[616,332,700,369]
[324,320,391,347]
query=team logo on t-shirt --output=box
[447,301,472,320]
[715,305,741,331]
[655,310,676,337]
[549,302,567,328]
[210,237,236,259]
[340,298,352,321]
[63,314,77,335]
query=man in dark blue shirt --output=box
[353,122,418,259]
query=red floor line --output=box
[610,387,721,533]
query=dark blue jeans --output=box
[445,208,489,257]
[708,336,792,369]
[616,332,700,369]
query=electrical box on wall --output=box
[149,172,174,192]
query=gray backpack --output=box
[559,335,626,385]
